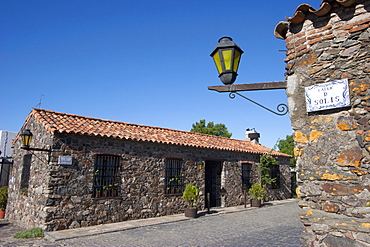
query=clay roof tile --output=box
[21,108,291,157]
[275,0,360,39]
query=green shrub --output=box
[0,186,8,210]
[248,183,265,200]
[13,227,44,239]
[182,184,199,208]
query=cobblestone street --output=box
[1,200,303,246]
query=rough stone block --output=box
[337,148,363,168]
[321,183,365,196]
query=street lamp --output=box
[20,129,50,152]
[210,37,244,85]
[209,37,288,116]
[20,129,33,149]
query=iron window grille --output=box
[93,155,120,198]
[268,165,281,189]
[165,158,183,195]
[242,162,253,190]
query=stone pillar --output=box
[276,1,370,246]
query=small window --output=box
[242,163,252,190]
[269,165,280,189]
[165,158,183,195]
[93,155,120,198]
[20,154,32,192]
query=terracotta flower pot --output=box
[184,208,198,218]
[0,209,5,219]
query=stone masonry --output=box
[7,109,291,231]
[275,1,370,246]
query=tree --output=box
[277,135,296,168]
[191,119,232,138]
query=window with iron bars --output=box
[268,164,281,189]
[242,162,253,190]
[93,155,120,198]
[165,158,183,195]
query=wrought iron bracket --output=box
[229,91,288,116]
[208,81,289,116]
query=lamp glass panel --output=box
[221,49,233,70]
[212,52,223,74]
[233,50,241,72]
[21,134,32,146]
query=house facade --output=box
[7,108,291,231]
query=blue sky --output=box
[0,0,322,149]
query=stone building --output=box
[275,0,370,246]
[7,108,291,231]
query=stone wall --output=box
[282,1,370,246]
[7,116,291,231]
[7,114,54,229]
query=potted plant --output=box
[0,186,8,219]
[248,183,264,207]
[182,184,199,218]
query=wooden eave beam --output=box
[208,81,287,92]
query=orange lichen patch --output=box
[336,122,358,131]
[321,183,365,195]
[294,131,308,143]
[306,210,313,216]
[324,202,340,213]
[365,131,370,142]
[350,169,366,175]
[294,147,304,157]
[321,173,344,180]
[336,116,358,131]
[296,188,301,198]
[342,223,347,226]
[325,117,333,123]
[362,223,370,228]
[312,117,323,123]
[310,130,324,141]
[352,83,370,94]
[298,54,317,67]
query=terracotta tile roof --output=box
[275,0,361,39]
[22,108,290,157]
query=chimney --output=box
[245,128,260,144]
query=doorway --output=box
[205,160,222,208]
